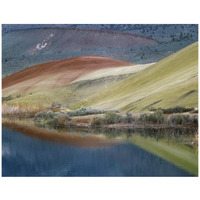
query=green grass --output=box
[3,42,198,112]
[71,42,198,112]
[5,74,131,108]
[128,134,198,175]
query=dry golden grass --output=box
[2,103,46,118]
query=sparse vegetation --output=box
[139,111,165,124]
[91,112,123,126]
[67,108,119,117]
[149,106,196,114]
[2,95,13,102]
[168,114,198,126]
[34,110,71,127]
[103,112,123,124]
[68,108,105,117]
[91,110,198,128]
[34,108,120,128]
[161,107,196,114]
[2,103,45,118]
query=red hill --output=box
[2,56,133,93]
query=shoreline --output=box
[2,113,198,131]
[2,117,198,176]
[2,115,198,134]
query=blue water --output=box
[2,127,193,177]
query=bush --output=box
[91,117,103,126]
[67,108,119,117]
[34,110,71,127]
[191,109,198,113]
[148,106,195,114]
[188,115,198,126]
[168,114,190,125]
[91,112,198,127]
[161,106,194,114]
[124,112,139,123]
[103,113,123,124]
[34,110,55,121]
[51,115,70,127]
[139,111,165,124]
[67,108,104,116]
[125,112,133,123]
[91,113,123,126]
[2,95,13,102]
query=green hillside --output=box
[4,63,152,108]
[4,74,132,108]
[71,42,198,112]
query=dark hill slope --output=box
[2,28,156,76]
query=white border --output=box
[0,0,200,24]
[0,0,200,200]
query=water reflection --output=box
[2,126,196,177]
[91,127,198,175]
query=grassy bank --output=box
[28,106,198,130]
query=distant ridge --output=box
[6,27,157,41]
[2,27,157,76]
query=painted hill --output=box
[3,63,153,108]
[71,42,198,112]
[2,56,133,96]
[2,28,157,77]
[2,43,198,111]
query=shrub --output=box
[125,112,133,123]
[51,115,70,127]
[2,95,13,102]
[67,108,119,117]
[103,112,123,124]
[34,110,55,121]
[139,111,165,124]
[124,112,139,123]
[168,114,190,125]
[91,117,103,126]
[148,106,195,114]
[34,110,71,127]
[91,113,123,126]
[188,115,198,126]
[161,106,194,114]
[67,108,104,116]
[191,109,198,113]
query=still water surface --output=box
[2,127,195,176]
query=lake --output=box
[2,126,197,177]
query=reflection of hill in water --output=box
[2,120,120,148]
[2,120,198,176]
[2,127,193,176]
